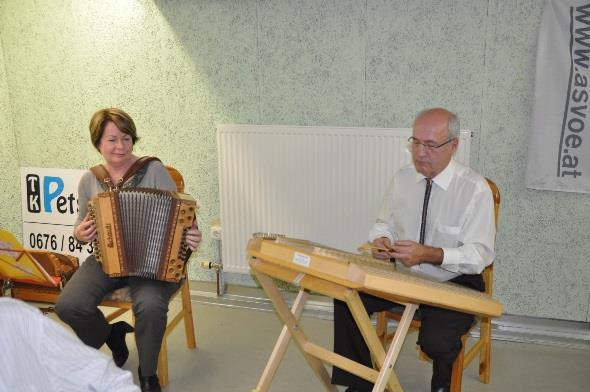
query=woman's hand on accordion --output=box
[185,223,202,251]
[74,213,97,243]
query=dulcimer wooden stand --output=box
[247,236,503,392]
[0,229,58,289]
[0,229,78,303]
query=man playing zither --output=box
[332,108,496,392]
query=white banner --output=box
[20,167,93,260]
[526,0,590,193]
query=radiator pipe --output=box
[200,261,225,296]
[201,220,225,296]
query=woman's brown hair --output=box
[88,108,139,151]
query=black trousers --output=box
[331,273,484,391]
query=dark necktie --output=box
[419,178,433,244]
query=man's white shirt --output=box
[0,298,139,392]
[369,159,496,281]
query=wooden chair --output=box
[375,177,500,392]
[100,165,197,387]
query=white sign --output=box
[526,0,590,193]
[292,252,311,267]
[20,167,93,259]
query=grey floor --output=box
[45,285,590,392]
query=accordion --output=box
[89,188,197,282]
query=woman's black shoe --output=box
[138,367,162,392]
[105,321,134,367]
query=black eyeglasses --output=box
[407,136,456,151]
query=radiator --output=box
[217,125,471,273]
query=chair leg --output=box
[158,338,169,387]
[376,311,387,345]
[156,280,196,387]
[449,334,467,392]
[104,307,130,322]
[181,280,196,348]
[478,317,492,383]
[418,349,431,362]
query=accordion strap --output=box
[90,156,162,190]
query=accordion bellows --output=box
[89,188,197,282]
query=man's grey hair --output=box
[414,108,460,139]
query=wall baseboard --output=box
[188,284,590,351]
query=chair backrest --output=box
[485,178,500,228]
[483,178,500,297]
[165,166,185,193]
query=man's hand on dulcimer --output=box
[358,237,396,260]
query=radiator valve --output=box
[200,261,223,271]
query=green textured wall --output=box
[0,25,20,237]
[0,0,588,322]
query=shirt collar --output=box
[414,159,456,190]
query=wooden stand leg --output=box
[371,303,417,392]
[253,270,337,392]
[344,290,404,392]
[249,260,413,392]
[255,289,309,392]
